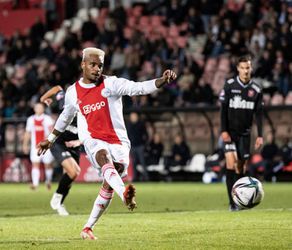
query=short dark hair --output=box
[237,55,252,65]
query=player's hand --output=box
[254,137,263,150]
[37,139,52,156]
[42,98,53,106]
[221,131,231,142]
[162,69,177,84]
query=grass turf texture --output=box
[0,183,291,250]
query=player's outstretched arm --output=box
[40,85,63,106]
[155,70,177,88]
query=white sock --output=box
[31,167,40,187]
[45,168,53,183]
[102,163,125,202]
[84,187,114,229]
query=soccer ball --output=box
[232,176,264,209]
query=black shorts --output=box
[223,133,251,160]
[50,141,80,164]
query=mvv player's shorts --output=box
[223,133,251,160]
[50,141,80,164]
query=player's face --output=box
[237,61,252,83]
[81,54,104,83]
[34,103,45,115]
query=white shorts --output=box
[30,148,54,164]
[83,138,130,177]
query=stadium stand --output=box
[0,0,291,182]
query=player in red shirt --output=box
[37,47,177,240]
[23,103,54,189]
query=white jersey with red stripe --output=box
[54,76,158,146]
[26,114,55,163]
[26,114,54,149]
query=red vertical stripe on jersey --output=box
[34,118,45,146]
[75,81,121,144]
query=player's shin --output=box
[31,167,40,187]
[101,163,126,201]
[226,169,236,206]
[83,187,114,228]
[45,168,53,185]
[56,173,74,203]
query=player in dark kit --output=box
[219,55,264,211]
[40,86,81,216]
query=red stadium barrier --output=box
[0,153,133,183]
[0,154,32,182]
[0,8,45,37]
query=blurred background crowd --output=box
[0,0,291,119]
[0,0,291,182]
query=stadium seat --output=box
[77,8,89,21]
[89,8,99,19]
[71,17,83,33]
[263,94,271,105]
[284,92,292,105]
[217,57,230,72]
[44,31,55,43]
[184,154,206,172]
[150,15,163,27]
[147,158,166,174]
[271,93,284,106]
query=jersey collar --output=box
[237,76,251,88]
[78,78,97,88]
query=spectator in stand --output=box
[81,13,98,42]
[145,132,164,166]
[126,112,149,181]
[110,46,126,75]
[0,0,291,113]
[187,7,204,36]
[166,134,191,169]
[0,116,5,152]
[261,132,280,182]
[29,17,46,45]
[43,0,57,30]
[280,137,292,167]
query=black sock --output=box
[235,172,245,181]
[226,169,236,206]
[56,173,74,204]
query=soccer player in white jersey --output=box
[23,102,54,190]
[37,47,177,240]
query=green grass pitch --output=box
[0,182,291,249]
